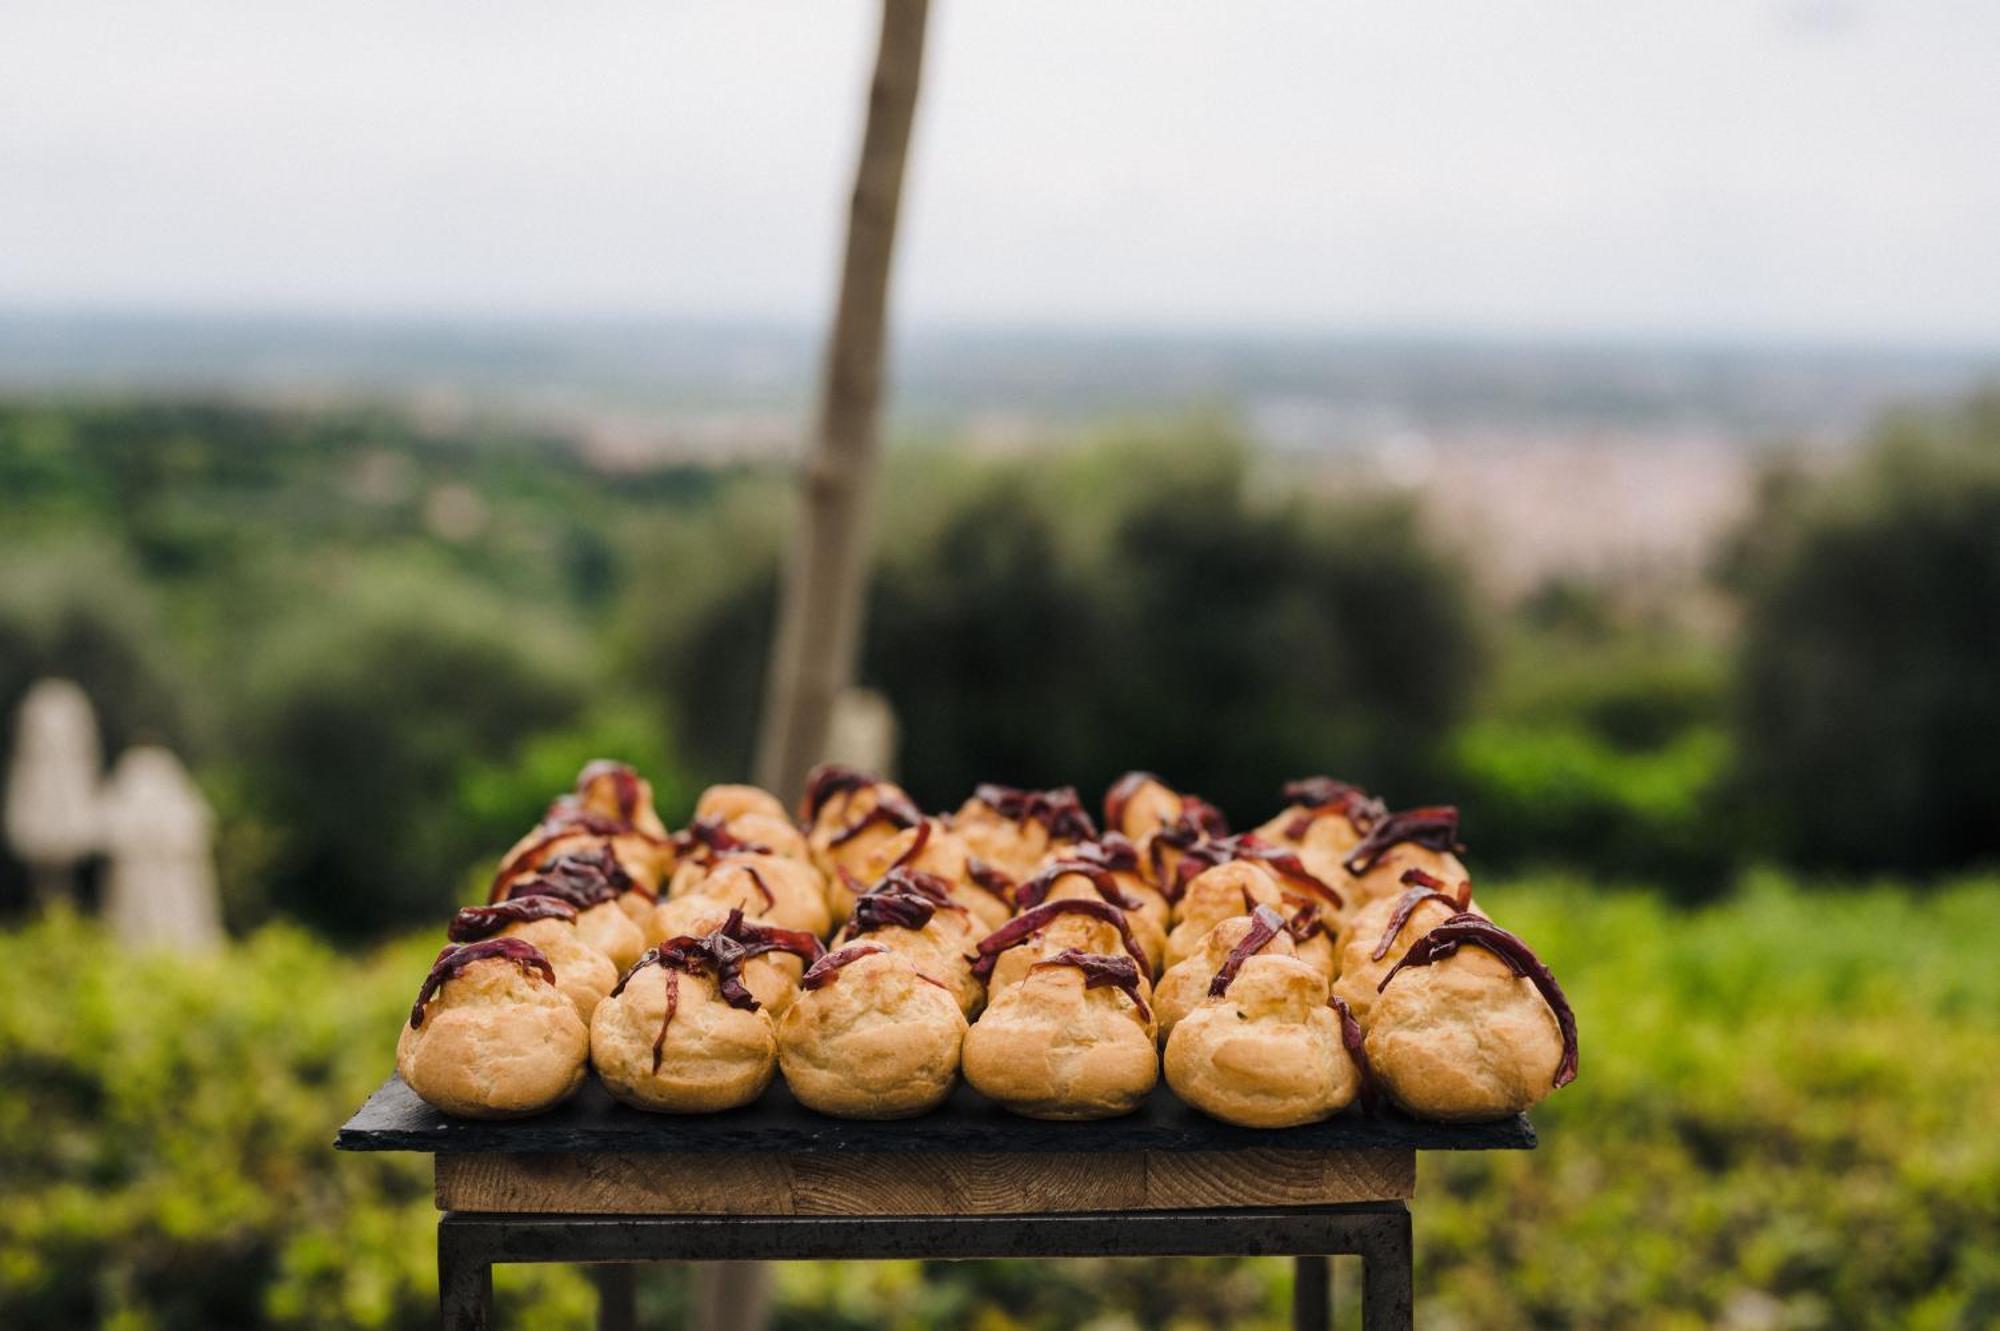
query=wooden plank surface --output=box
[434,1147,1415,1215]
[338,1076,1535,1156]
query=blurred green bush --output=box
[5,877,1994,1329]
[632,426,1483,820]
[1726,392,2000,875]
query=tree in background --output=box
[1730,391,2000,874]
[640,430,1483,823]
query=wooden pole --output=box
[752,0,930,802]
[705,6,930,1329]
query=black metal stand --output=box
[437,1203,1413,1331]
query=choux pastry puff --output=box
[1339,805,1470,909]
[950,783,1097,883]
[777,942,967,1119]
[590,915,819,1114]
[1163,937,1367,1129]
[398,937,589,1119]
[962,949,1159,1120]
[446,896,618,1022]
[834,867,984,1018]
[1364,914,1578,1122]
[492,845,648,972]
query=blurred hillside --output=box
[4,381,1997,930]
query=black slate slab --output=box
[337,1075,1535,1154]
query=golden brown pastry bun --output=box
[1152,905,1298,1042]
[1163,953,1360,1128]
[1253,776,1386,885]
[1163,859,1338,982]
[1365,915,1577,1122]
[667,852,830,937]
[447,898,618,1022]
[590,933,779,1114]
[962,951,1158,1119]
[491,847,648,973]
[1101,771,1187,843]
[1040,835,1171,938]
[1331,870,1476,1027]
[1013,861,1167,971]
[777,944,967,1119]
[850,820,1014,933]
[397,939,589,1119]
[835,868,984,1017]
[1339,806,1470,908]
[692,783,791,826]
[800,764,926,916]
[641,897,822,1016]
[672,810,813,872]
[973,898,1155,999]
[950,784,1097,884]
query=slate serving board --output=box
[337,1074,1535,1155]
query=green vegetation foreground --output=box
[5,876,1995,1330]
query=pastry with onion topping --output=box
[1151,904,1298,1042]
[670,811,812,880]
[1331,868,1477,1027]
[1365,915,1578,1121]
[1012,859,1167,971]
[777,943,967,1119]
[1163,861,1336,982]
[396,939,589,1119]
[1038,834,1169,939]
[446,897,618,1022]
[1253,776,1386,888]
[634,900,823,1017]
[1167,833,1348,952]
[692,783,792,827]
[950,784,1097,883]
[1106,774,1231,892]
[590,925,789,1113]
[1163,946,1365,1129]
[659,851,830,938]
[492,761,673,922]
[973,898,1155,1000]
[833,867,984,1017]
[848,819,1014,933]
[799,764,926,919]
[1339,805,1470,908]
[493,846,648,972]
[961,950,1158,1119]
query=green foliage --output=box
[0,909,591,1330]
[242,569,593,936]
[1730,392,2000,874]
[635,427,1483,820]
[11,877,1996,1329]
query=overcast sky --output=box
[2,1,1995,344]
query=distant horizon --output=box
[9,307,2000,362]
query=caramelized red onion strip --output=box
[447,896,577,942]
[970,898,1151,982]
[1342,806,1463,876]
[1013,862,1143,913]
[1376,914,1579,1088]
[1028,948,1152,1024]
[409,938,555,1028]
[1207,905,1290,997]
[1328,993,1380,1114]
[1278,776,1386,840]
[970,783,1099,842]
[801,942,892,989]
[494,845,632,906]
[1369,877,1470,963]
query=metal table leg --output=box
[437,1204,1414,1331]
[590,1265,637,1331]
[1292,1253,1329,1330]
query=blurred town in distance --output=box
[10,312,1996,596]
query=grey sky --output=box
[2,1,1996,343]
